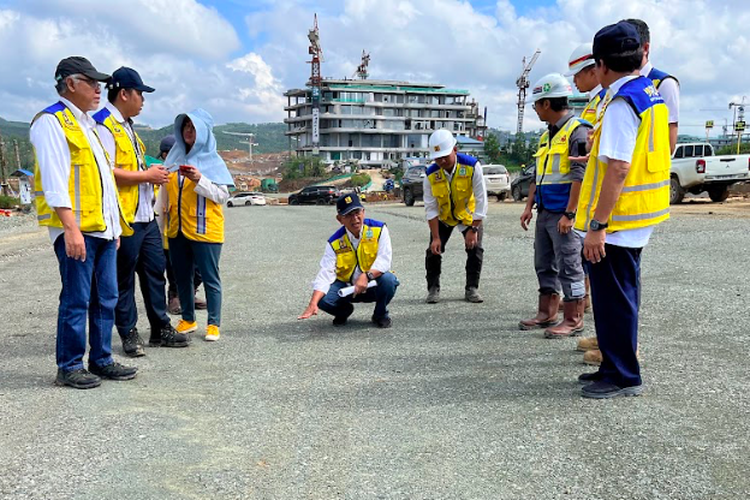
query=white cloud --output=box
[2,0,750,138]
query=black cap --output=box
[107,66,155,93]
[55,56,110,83]
[336,192,364,215]
[593,21,641,60]
[159,134,176,154]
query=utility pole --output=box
[0,128,9,196]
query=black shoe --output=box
[156,324,189,347]
[581,381,643,399]
[55,368,101,389]
[372,315,392,328]
[332,316,348,327]
[121,327,146,357]
[578,371,603,385]
[89,362,138,381]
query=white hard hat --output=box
[565,43,595,77]
[428,129,457,160]
[528,73,573,103]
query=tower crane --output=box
[515,49,541,135]
[353,50,370,80]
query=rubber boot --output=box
[544,299,584,338]
[519,293,560,330]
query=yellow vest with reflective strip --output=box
[329,223,383,283]
[535,117,588,184]
[576,78,671,233]
[165,172,224,243]
[99,114,151,225]
[32,104,131,235]
[582,91,603,126]
[427,160,476,227]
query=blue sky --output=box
[0,0,747,133]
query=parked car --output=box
[400,164,427,206]
[287,185,340,205]
[483,164,511,201]
[511,164,535,202]
[227,192,266,208]
[670,142,750,203]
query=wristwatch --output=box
[365,271,375,281]
[589,219,608,231]
[564,211,576,220]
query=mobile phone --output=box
[577,142,587,157]
[179,165,190,173]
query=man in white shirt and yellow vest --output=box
[423,129,488,304]
[299,193,398,328]
[94,67,187,357]
[30,56,137,389]
[519,73,591,338]
[576,22,671,399]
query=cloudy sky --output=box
[0,0,748,136]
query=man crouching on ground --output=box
[298,193,398,328]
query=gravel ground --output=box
[0,201,748,499]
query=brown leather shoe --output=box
[194,296,207,310]
[544,299,584,338]
[167,296,181,315]
[583,349,602,365]
[519,294,560,330]
[576,336,598,352]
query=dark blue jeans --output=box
[115,220,169,336]
[168,233,222,326]
[588,244,643,387]
[319,272,399,320]
[54,234,118,372]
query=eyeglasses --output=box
[74,76,102,90]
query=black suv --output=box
[288,185,340,205]
[401,165,427,206]
[511,165,535,202]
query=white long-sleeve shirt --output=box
[30,96,122,243]
[423,159,487,231]
[96,102,155,223]
[312,225,393,294]
[154,173,230,236]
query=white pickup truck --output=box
[670,143,750,203]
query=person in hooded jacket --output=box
[154,109,233,342]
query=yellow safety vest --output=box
[426,153,477,226]
[166,172,224,243]
[582,88,606,126]
[328,220,385,283]
[576,77,671,233]
[533,117,590,212]
[32,102,131,236]
[94,109,152,225]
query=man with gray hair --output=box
[30,56,137,389]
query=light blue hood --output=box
[164,108,234,186]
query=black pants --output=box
[425,222,484,290]
[115,220,169,337]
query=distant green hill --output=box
[0,116,288,171]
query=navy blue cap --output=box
[159,134,176,154]
[593,21,641,60]
[336,192,364,215]
[107,66,155,93]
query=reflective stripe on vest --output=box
[575,77,671,232]
[165,172,224,243]
[426,159,476,226]
[329,220,384,283]
[534,117,589,212]
[32,103,108,233]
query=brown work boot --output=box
[544,299,584,338]
[519,293,560,330]
[168,296,182,315]
[576,336,598,352]
[194,296,207,310]
[584,277,592,313]
[583,349,602,365]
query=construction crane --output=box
[223,131,258,160]
[515,49,541,135]
[307,14,324,156]
[353,50,370,80]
